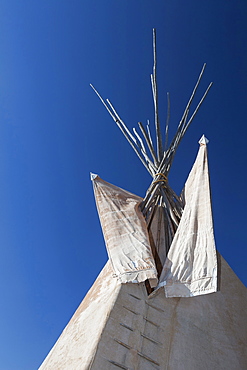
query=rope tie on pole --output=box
[153,173,168,185]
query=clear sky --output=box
[0,1,246,369]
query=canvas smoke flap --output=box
[157,138,217,297]
[91,174,158,288]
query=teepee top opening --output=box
[90,30,212,213]
[90,29,213,280]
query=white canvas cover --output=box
[92,174,158,287]
[157,140,217,297]
[39,256,247,370]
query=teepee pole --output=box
[90,84,155,176]
[164,92,170,152]
[151,28,163,162]
[179,63,207,131]
[182,82,213,136]
[133,127,157,174]
[138,122,158,167]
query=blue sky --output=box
[0,1,246,369]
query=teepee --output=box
[39,30,247,370]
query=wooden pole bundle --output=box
[90,29,212,254]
